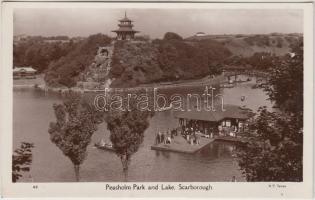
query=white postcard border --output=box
[0,2,313,198]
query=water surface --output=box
[13,77,272,182]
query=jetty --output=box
[151,135,214,154]
[214,136,250,143]
[151,104,253,154]
[151,135,249,154]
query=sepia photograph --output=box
[1,1,313,198]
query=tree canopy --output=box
[12,142,34,182]
[163,32,183,41]
[105,98,154,180]
[13,38,74,72]
[237,40,303,182]
[238,107,303,181]
[44,34,112,87]
[110,33,231,87]
[48,93,103,181]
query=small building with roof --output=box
[195,32,206,37]
[174,104,253,136]
[112,12,139,40]
[13,67,37,79]
[151,104,253,154]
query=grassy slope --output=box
[187,34,302,57]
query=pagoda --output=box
[112,12,139,40]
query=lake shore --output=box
[13,74,227,93]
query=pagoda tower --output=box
[112,12,139,40]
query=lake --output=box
[13,76,272,182]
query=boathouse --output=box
[13,67,37,79]
[175,104,253,136]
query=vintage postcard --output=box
[0,1,313,199]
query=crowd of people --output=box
[155,128,178,145]
[155,121,246,146]
[155,125,213,146]
[181,126,211,145]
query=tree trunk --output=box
[74,164,80,182]
[120,154,130,182]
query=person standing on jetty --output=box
[166,129,172,144]
[195,132,200,145]
[161,131,165,144]
[156,131,162,144]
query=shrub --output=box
[163,32,183,41]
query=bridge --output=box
[223,69,269,81]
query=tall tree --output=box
[48,94,102,181]
[12,142,34,182]
[105,100,153,181]
[266,40,303,118]
[237,40,303,181]
[237,107,302,181]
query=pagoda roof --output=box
[119,11,133,22]
[119,17,132,22]
[118,24,134,27]
[112,27,139,32]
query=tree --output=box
[208,62,223,76]
[105,100,154,181]
[48,94,102,181]
[13,37,74,72]
[265,40,303,117]
[237,107,302,181]
[237,40,303,181]
[163,32,183,41]
[12,142,34,182]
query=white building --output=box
[13,67,37,79]
[195,32,206,37]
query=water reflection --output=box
[199,141,236,160]
[155,151,171,160]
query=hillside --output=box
[14,32,302,88]
[109,32,231,87]
[187,33,302,57]
[109,41,162,87]
[44,34,112,87]
[109,33,302,87]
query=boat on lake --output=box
[220,83,234,88]
[94,139,115,152]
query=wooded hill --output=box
[13,32,302,88]
[109,32,231,87]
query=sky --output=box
[14,8,303,39]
